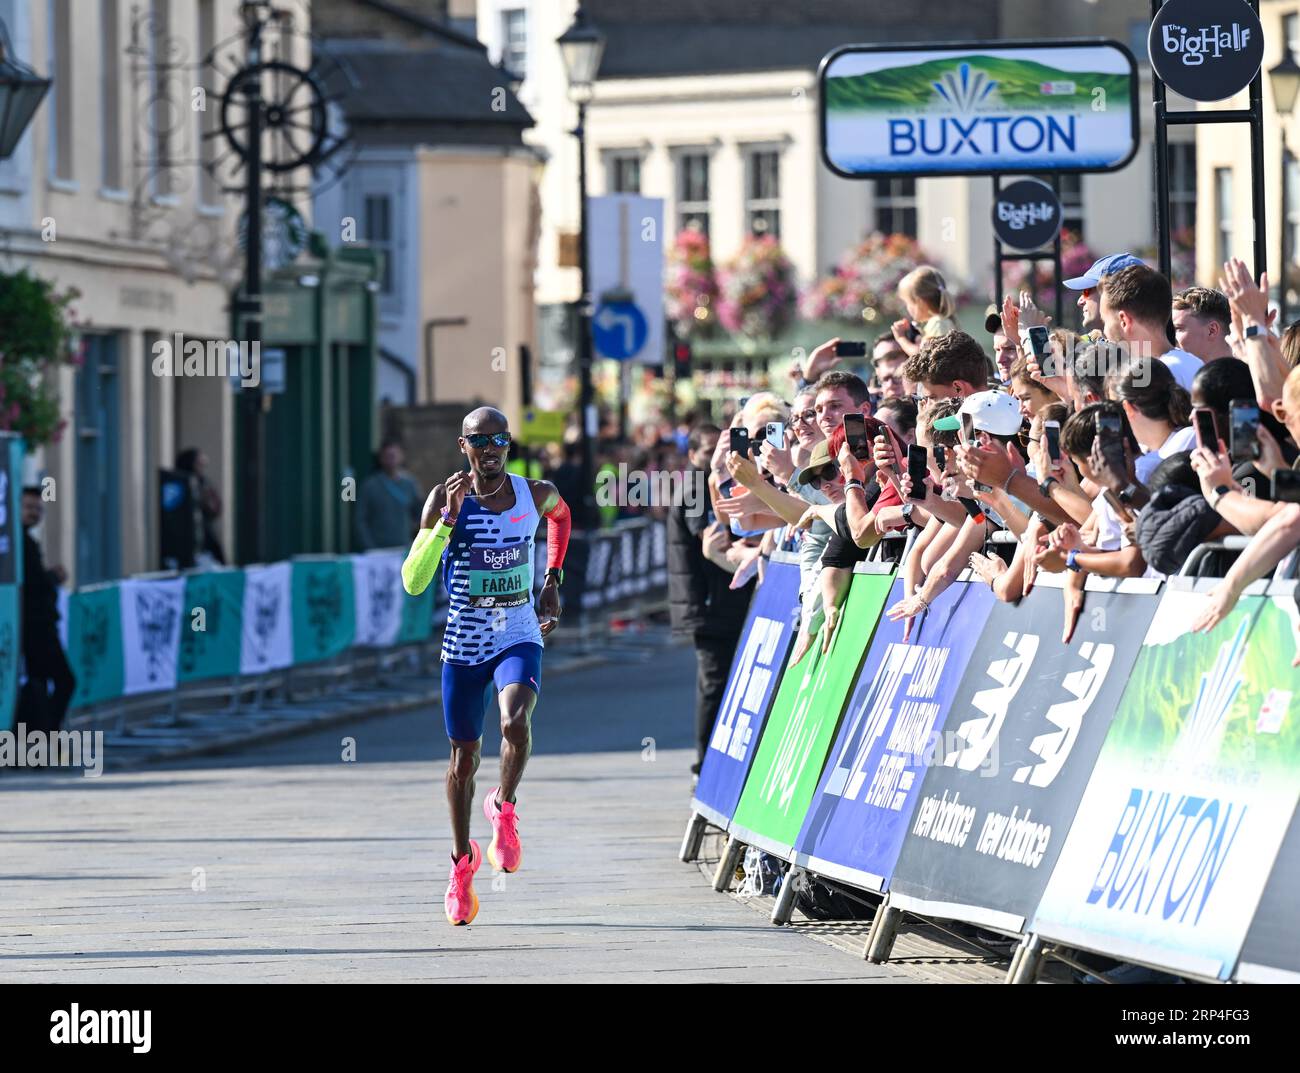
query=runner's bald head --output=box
[463,407,508,436]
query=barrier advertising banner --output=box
[693,558,800,825]
[1235,800,1300,983]
[352,552,404,648]
[1033,589,1300,979]
[729,567,893,857]
[119,577,186,696]
[178,570,245,682]
[820,41,1139,178]
[0,584,17,733]
[398,582,436,644]
[68,587,125,709]
[240,563,294,674]
[795,578,995,892]
[0,435,21,732]
[888,579,1160,931]
[292,560,356,664]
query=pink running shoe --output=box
[483,787,522,873]
[445,840,482,926]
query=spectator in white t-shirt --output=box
[1099,264,1203,393]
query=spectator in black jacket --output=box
[667,424,756,776]
[17,488,75,736]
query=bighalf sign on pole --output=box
[1148,0,1264,104]
[818,40,1140,179]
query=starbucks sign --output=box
[1149,0,1264,103]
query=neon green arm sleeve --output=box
[402,522,452,596]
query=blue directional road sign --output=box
[592,299,649,361]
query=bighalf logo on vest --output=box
[888,63,1077,162]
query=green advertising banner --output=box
[397,585,435,644]
[1033,588,1300,979]
[730,569,894,855]
[178,570,246,682]
[291,559,356,664]
[68,586,125,709]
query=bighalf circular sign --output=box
[1149,0,1264,103]
[992,179,1062,252]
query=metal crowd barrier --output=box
[53,518,668,745]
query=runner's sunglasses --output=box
[464,432,511,448]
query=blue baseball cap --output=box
[1063,253,1145,290]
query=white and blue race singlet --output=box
[440,473,543,665]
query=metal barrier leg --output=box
[864,896,902,963]
[712,834,744,893]
[679,812,708,863]
[770,866,803,926]
[1007,933,1044,985]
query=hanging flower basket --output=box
[665,227,719,339]
[0,269,83,447]
[716,235,797,341]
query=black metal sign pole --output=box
[1050,173,1064,328]
[239,3,265,563]
[993,174,1004,312]
[1151,0,1267,281]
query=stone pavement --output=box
[0,747,921,982]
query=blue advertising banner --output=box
[819,41,1139,179]
[692,558,800,826]
[794,578,994,892]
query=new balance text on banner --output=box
[730,568,893,855]
[1032,589,1300,979]
[291,560,356,664]
[240,563,294,675]
[820,42,1139,178]
[119,578,186,696]
[694,559,800,822]
[888,578,1159,930]
[68,587,125,709]
[352,552,405,648]
[795,578,995,892]
[178,570,245,682]
[1235,800,1300,983]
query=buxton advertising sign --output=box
[819,40,1139,178]
[1032,589,1300,980]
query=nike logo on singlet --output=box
[510,513,529,522]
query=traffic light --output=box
[673,340,692,379]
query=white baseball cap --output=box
[959,390,1024,437]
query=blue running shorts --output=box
[440,641,543,742]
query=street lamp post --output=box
[558,7,604,530]
[0,19,51,160]
[1270,51,1300,326]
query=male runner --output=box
[401,407,571,926]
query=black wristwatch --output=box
[544,567,564,585]
[901,501,917,527]
[1038,476,1059,498]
